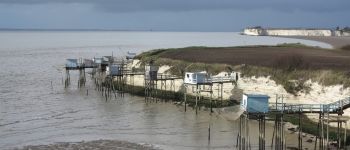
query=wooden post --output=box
[220,83,223,107]
[315,113,321,150]
[208,123,211,141]
[326,112,329,149]
[299,112,303,150]
[184,84,187,112]
[196,84,198,115]
[271,115,276,149]
[327,112,329,149]
[210,85,213,114]
[345,122,347,149]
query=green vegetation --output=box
[135,44,350,95]
[240,65,350,95]
[133,45,350,143]
[276,43,320,48]
[136,57,350,96]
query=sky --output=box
[0,0,349,31]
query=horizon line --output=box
[0,28,240,32]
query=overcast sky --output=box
[0,0,349,31]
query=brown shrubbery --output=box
[272,53,309,71]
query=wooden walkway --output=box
[270,97,350,114]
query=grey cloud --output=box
[0,0,349,13]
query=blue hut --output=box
[107,64,122,76]
[241,94,270,113]
[66,59,78,68]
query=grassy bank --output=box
[135,46,350,95]
[134,44,350,145]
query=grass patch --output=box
[240,65,350,95]
[276,42,320,48]
[135,44,350,96]
[136,54,350,96]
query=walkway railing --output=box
[270,97,350,114]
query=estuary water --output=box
[0,31,329,149]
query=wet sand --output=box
[15,140,158,150]
[286,36,350,49]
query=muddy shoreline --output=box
[14,140,159,150]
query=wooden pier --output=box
[237,94,350,150]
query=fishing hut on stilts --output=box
[64,58,94,88]
[236,93,350,150]
[271,97,350,150]
[144,61,182,103]
[183,72,237,114]
[237,94,270,150]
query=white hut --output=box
[184,72,211,84]
[230,71,240,81]
[93,58,102,64]
[145,65,159,80]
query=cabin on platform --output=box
[93,58,102,64]
[102,56,113,64]
[145,64,159,80]
[184,72,211,84]
[83,59,94,68]
[126,51,136,60]
[99,56,113,71]
[65,59,79,69]
[106,64,122,76]
[241,94,269,113]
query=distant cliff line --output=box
[243,26,350,36]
